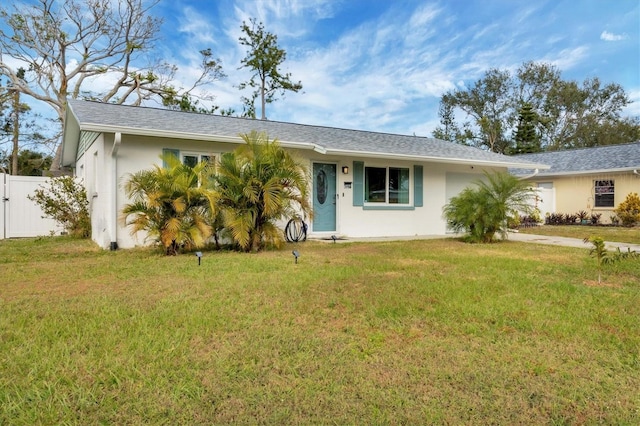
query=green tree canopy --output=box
[0,149,52,176]
[513,102,542,154]
[433,61,639,153]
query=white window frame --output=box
[594,180,614,208]
[181,152,217,168]
[364,165,411,205]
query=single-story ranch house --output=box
[513,142,640,223]
[62,100,548,249]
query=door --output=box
[312,163,336,232]
[1,173,6,239]
[1,173,62,239]
[535,183,555,218]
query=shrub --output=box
[614,192,640,227]
[443,171,536,243]
[122,154,218,255]
[214,131,311,252]
[577,210,588,222]
[564,213,578,225]
[610,215,620,226]
[28,176,91,238]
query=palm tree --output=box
[122,153,218,255]
[443,171,536,243]
[214,131,311,252]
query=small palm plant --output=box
[122,153,218,255]
[443,171,536,243]
[583,236,614,284]
[583,235,639,284]
[213,131,311,252]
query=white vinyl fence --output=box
[1,173,63,239]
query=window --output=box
[364,166,410,204]
[182,153,215,168]
[594,180,614,207]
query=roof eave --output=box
[325,148,550,169]
[525,166,640,178]
[78,124,328,153]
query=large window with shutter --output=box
[352,162,423,209]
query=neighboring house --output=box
[512,142,640,222]
[61,100,547,249]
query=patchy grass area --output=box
[520,224,640,244]
[1,236,639,424]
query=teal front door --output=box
[312,163,337,232]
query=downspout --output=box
[518,168,539,180]
[110,133,121,250]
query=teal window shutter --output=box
[162,148,180,167]
[414,165,423,207]
[353,161,364,206]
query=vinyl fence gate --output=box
[1,173,62,239]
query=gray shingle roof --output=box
[511,142,640,176]
[64,99,547,169]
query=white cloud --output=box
[545,46,589,71]
[600,30,627,41]
[231,0,335,39]
[178,7,218,45]
[624,88,640,116]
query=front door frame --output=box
[312,162,337,233]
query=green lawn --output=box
[1,236,639,424]
[520,224,640,244]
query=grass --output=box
[1,235,639,424]
[520,224,640,244]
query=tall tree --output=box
[434,68,514,153]
[0,0,225,167]
[238,18,302,120]
[541,77,637,150]
[512,102,542,154]
[433,61,638,152]
[0,72,50,174]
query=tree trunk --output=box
[260,76,266,120]
[11,89,20,175]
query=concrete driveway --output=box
[322,231,640,253]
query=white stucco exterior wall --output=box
[76,132,508,249]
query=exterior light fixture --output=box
[195,251,202,266]
[342,166,349,174]
[331,235,337,243]
[292,250,300,264]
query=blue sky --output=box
[5,0,638,141]
[148,0,639,137]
